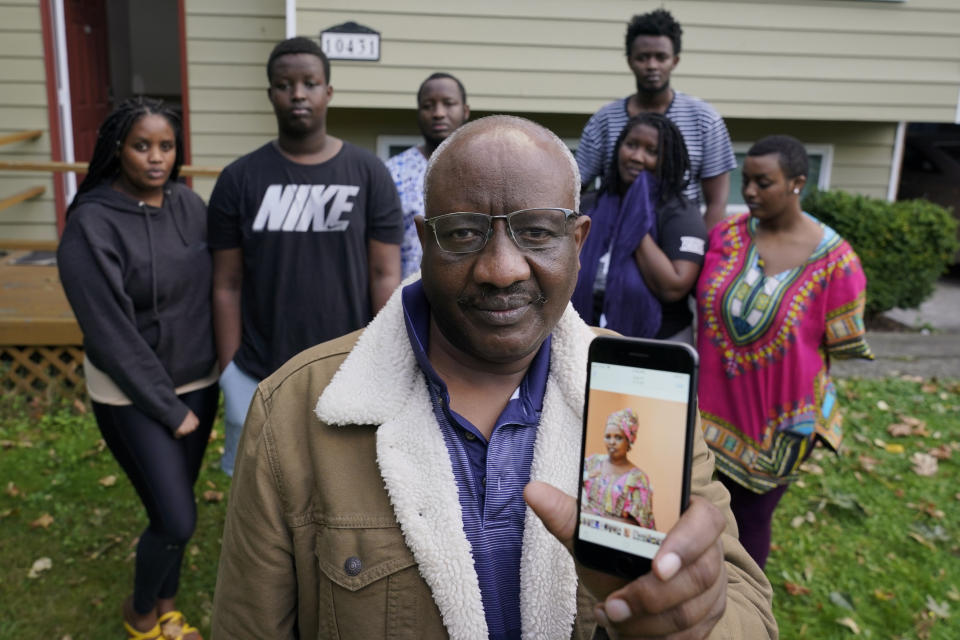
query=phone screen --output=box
[578,359,693,563]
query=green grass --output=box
[0,377,957,639]
[0,396,229,639]
[767,376,960,639]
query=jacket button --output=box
[344,556,362,576]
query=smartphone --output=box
[574,336,698,578]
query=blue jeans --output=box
[219,360,260,477]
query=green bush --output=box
[802,189,959,317]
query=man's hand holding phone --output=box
[525,482,727,639]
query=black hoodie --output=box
[57,182,215,431]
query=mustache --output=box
[457,283,547,308]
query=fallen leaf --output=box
[921,382,938,393]
[835,616,860,634]
[785,581,811,596]
[0,508,16,519]
[98,475,117,487]
[947,587,960,602]
[874,438,887,448]
[72,398,87,414]
[189,544,200,557]
[799,462,824,475]
[874,589,896,601]
[925,595,951,619]
[30,513,54,529]
[876,400,890,411]
[4,482,20,498]
[906,501,945,519]
[911,452,938,476]
[909,533,937,550]
[858,455,879,472]
[887,423,913,437]
[928,445,952,460]
[830,591,856,611]
[27,557,52,578]
[202,490,224,503]
[885,443,905,454]
[208,428,219,442]
[206,480,216,489]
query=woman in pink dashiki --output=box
[582,408,656,529]
[696,135,873,568]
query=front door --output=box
[64,0,111,164]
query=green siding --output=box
[0,1,56,241]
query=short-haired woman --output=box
[696,135,873,568]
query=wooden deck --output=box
[0,243,81,346]
[0,242,85,398]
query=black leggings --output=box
[92,384,218,615]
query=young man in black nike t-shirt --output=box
[208,37,403,476]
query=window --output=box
[376,135,422,161]
[726,144,833,214]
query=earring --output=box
[793,188,800,194]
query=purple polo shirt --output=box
[401,281,550,640]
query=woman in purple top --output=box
[572,114,706,343]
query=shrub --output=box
[802,189,959,317]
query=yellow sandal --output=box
[158,610,201,640]
[123,619,162,640]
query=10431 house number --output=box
[321,32,380,61]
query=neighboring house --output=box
[2,0,960,240]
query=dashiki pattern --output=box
[582,454,656,529]
[696,213,873,493]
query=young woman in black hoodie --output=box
[57,97,215,640]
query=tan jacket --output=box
[212,289,778,639]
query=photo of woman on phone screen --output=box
[581,408,656,529]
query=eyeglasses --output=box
[424,208,580,254]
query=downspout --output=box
[286,0,296,38]
[887,121,906,202]
[51,0,77,203]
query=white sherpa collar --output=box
[316,283,597,640]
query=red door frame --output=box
[41,0,193,234]
[39,0,68,235]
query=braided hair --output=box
[66,96,184,217]
[603,112,690,205]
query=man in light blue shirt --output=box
[386,73,470,278]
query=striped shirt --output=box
[575,91,737,206]
[401,281,549,640]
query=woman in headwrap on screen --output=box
[581,408,656,529]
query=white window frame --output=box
[726,143,834,215]
[376,135,422,161]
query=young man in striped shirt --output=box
[576,9,737,230]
